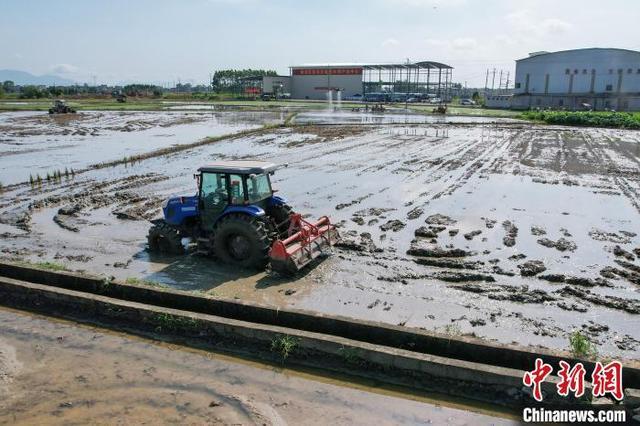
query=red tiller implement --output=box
[269,213,339,274]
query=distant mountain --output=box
[0,69,76,86]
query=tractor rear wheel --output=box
[147,222,184,254]
[269,203,294,237]
[213,214,270,269]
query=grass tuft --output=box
[271,335,299,360]
[125,277,166,288]
[569,331,598,359]
[33,261,67,271]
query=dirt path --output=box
[0,307,516,425]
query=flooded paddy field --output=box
[1,110,639,360]
[0,110,284,185]
[294,110,521,125]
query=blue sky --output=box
[1,0,638,87]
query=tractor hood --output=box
[163,195,199,226]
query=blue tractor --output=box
[148,161,338,274]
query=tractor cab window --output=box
[201,172,228,210]
[247,174,272,203]
[229,174,246,204]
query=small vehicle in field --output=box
[48,100,76,114]
[148,161,338,274]
[432,104,448,114]
[460,98,476,105]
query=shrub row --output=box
[520,110,640,129]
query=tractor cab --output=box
[198,161,278,205]
[197,161,279,230]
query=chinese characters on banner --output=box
[292,68,363,76]
[523,358,623,402]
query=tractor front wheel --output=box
[147,222,184,254]
[213,214,270,269]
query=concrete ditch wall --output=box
[0,274,563,408]
[0,261,638,392]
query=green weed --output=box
[338,346,364,365]
[153,313,199,332]
[271,335,299,360]
[33,261,67,271]
[443,323,462,336]
[125,277,165,288]
[569,331,598,359]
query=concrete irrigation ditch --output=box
[0,261,638,410]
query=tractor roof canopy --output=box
[198,160,279,175]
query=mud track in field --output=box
[1,110,640,359]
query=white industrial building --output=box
[289,62,453,101]
[511,48,640,111]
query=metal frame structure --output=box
[361,61,453,100]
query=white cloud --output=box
[425,38,447,47]
[207,0,251,3]
[540,18,572,34]
[50,63,79,75]
[424,37,477,50]
[494,34,517,46]
[452,37,477,50]
[505,9,572,36]
[380,0,466,7]
[381,38,400,48]
[505,9,529,26]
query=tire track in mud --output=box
[0,173,169,231]
[417,129,519,202]
[583,132,640,214]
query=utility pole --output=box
[484,69,489,94]
[505,72,510,93]
[491,68,496,92]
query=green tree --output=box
[211,69,278,93]
[20,85,48,99]
[472,91,481,103]
[2,80,15,93]
[123,84,163,96]
[48,86,63,97]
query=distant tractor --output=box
[48,100,76,114]
[147,161,338,274]
[116,94,127,103]
[432,104,448,114]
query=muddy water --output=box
[1,116,640,359]
[0,307,516,425]
[294,110,521,125]
[0,110,284,185]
